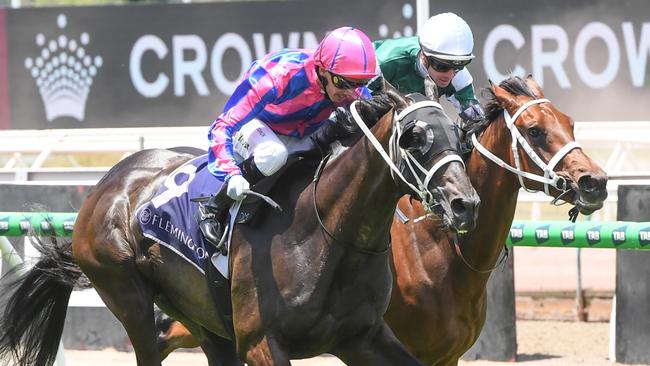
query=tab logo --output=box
[535,225,550,244]
[639,227,650,246]
[510,224,525,243]
[561,224,576,245]
[587,225,602,245]
[612,225,627,246]
[0,218,8,233]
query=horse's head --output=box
[479,75,607,215]
[352,90,479,232]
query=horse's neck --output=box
[317,114,398,251]
[464,114,522,268]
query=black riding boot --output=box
[198,186,232,249]
[198,157,266,250]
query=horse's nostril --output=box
[452,197,480,215]
[451,198,467,214]
[578,175,605,193]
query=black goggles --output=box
[426,56,471,73]
[330,72,371,89]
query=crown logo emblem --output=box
[24,14,103,122]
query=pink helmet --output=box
[314,27,378,79]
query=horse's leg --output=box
[242,335,290,366]
[77,239,161,365]
[200,330,243,366]
[91,274,161,365]
[333,322,426,366]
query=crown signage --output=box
[24,14,102,122]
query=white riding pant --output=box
[232,119,316,177]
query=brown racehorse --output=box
[384,75,608,365]
[150,75,609,366]
[0,91,479,366]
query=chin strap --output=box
[316,67,332,101]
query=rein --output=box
[448,232,509,274]
[309,99,465,256]
[471,98,580,203]
[312,154,390,256]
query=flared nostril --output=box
[451,198,467,215]
[451,197,480,216]
[578,174,608,193]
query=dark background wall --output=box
[3,0,415,129]
[426,0,650,122]
[1,0,648,130]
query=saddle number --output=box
[151,164,198,208]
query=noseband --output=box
[350,99,464,215]
[471,98,581,202]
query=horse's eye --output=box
[528,127,543,138]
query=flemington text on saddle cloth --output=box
[135,154,223,276]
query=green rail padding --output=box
[0,212,77,237]
[1,213,650,250]
[507,220,650,249]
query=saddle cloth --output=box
[135,154,224,276]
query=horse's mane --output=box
[334,88,406,137]
[465,76,537,137]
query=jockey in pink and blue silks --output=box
[200,27,378,245]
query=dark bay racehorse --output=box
[149,76,609,365]
[0,90,479,366]
[384,75,608,365]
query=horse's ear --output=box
[525,74,545,98]
[491,83,519,112]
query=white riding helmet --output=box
[418,12,475,63]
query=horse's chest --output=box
[279,262,393,347]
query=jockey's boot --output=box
[198,186,232,250]
[198,157,266,250]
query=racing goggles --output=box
[330,73,371,89]
[426,55,471,73]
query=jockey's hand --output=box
[226,175,250,200]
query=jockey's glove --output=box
[226,174,250,200]
[459,103,485,124]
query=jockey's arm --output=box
[208,74,278,183]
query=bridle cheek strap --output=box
[350,100,462,213]
[473,98,581,199]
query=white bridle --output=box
[471,98,581,200]
[350,100,464,213]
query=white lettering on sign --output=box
[561,230,574,240]
[510,228,523,239]
[130,35,169,98]
[173,35,209,97]
[535,229,549,240]
[483,21,650,89]
[574,22,619,88]
[613,231,626,241]
[129,31,319,98]
[532,24,571,88]
[587,230,601,241]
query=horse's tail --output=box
[0,237,91,366]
